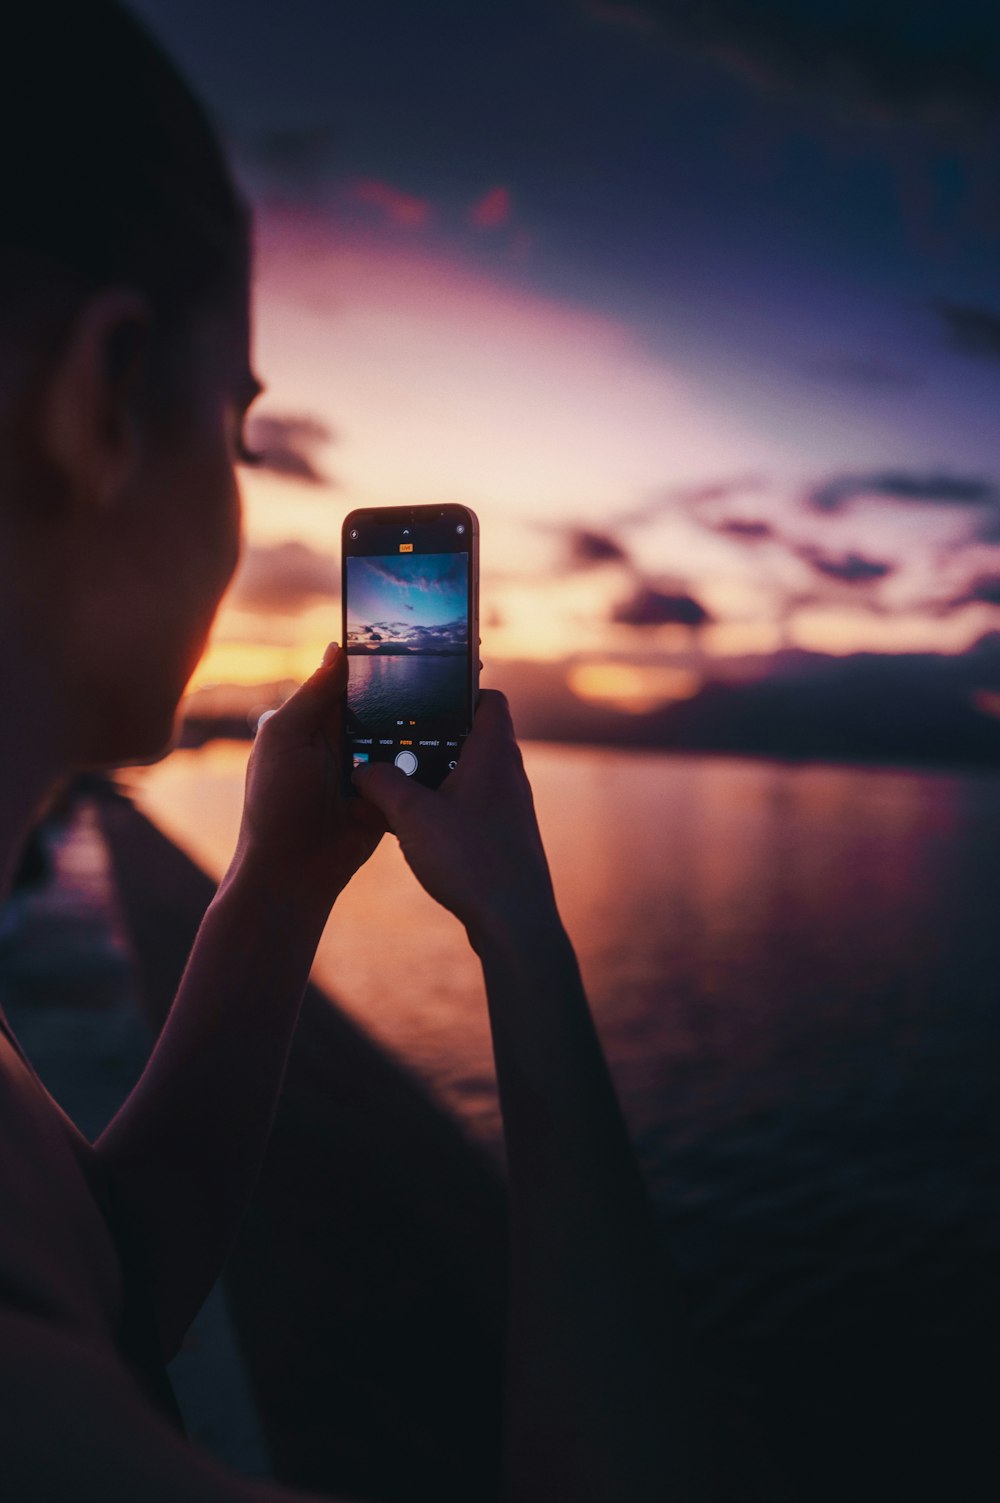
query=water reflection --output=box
[122,741,1000,1497]
[121,742,1000,1148]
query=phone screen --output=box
[341,504,479,790]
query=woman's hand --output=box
[351,689,560,944]
[231,643,386,913]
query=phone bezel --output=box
[340,503,480,789]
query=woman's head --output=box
[0,2,258,769]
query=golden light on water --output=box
[567,661,702,714]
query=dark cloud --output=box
[966,577,1000,605]
[967,629,1000,655]
[611,586,711,628]
[359,553,467,593]
[469,185,513,230]
[565,527,631,568]
[406,621,468,649]
[240,123,340,183]
[581,0,1000,127]
[677,478,766,509]
[933,300,1000,359]
[973,511,1000,544]
[348,177,432,230]
[229,540,338,616]
[245,414,336,486]
[802,354,916,388]
[945,573,1000,610]
[617,474,767,526]
[361,620,408,636]
[806,469,1000,513]
[712,517,775,542]
[796,546,895,585]
[534,522,632,570]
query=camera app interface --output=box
[345,516,471,785]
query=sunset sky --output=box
[129,0,1000,714]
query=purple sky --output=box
[126,0,1000,696]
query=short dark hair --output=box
[0,1,250,341]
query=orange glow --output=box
[187,638,326,691]
[172,204,970,700]
[701,620,784,656]
[251,211,771,519]
[792,608,983,656]
[568,661,702,713]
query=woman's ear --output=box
[41,287,153,515]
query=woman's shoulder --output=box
[0,1306,271,1503]
[0,1016,123,1326]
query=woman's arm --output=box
[353,691,698,1503]
[470,908,695,1503]
[95,646,385,1360]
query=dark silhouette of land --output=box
[346,645,467,656]
[181,639,1000,768]
[495,645,1000,766]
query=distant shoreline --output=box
[178,642,1000,772]
[172,713,1000,778]
[344,646,467,656]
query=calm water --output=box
[347,652,467,726]
[121,742,1000,1499]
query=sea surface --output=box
[120,741,1000,1500]
[347,652,467,726]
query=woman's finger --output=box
[352,760,436,833]
[260,644,348,742]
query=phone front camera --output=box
[456,523,465,534]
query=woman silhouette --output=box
[0,4,689,1499]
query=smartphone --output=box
[341,503,480,790]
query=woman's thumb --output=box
[352,760,432,832]
[261,644,347,736]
